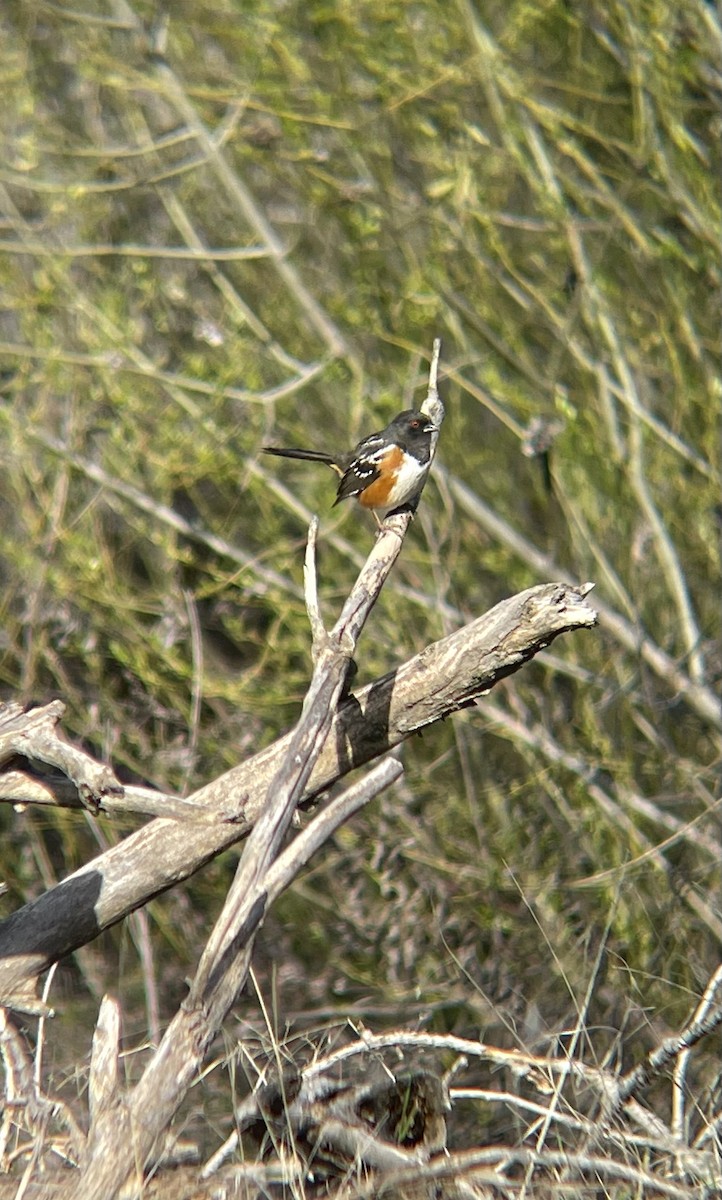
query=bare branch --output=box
[0,1008,85,1166]
[0,701,213,822]
[75,757,404,1196]
[610,964,722,1118]
[70,341,446,1193]
[0,702,120,815]
[0,581,596,1005]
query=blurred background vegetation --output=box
[0,0,720,1124]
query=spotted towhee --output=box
[263,410,436,519]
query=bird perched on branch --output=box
[263,410,436,520]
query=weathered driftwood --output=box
[0,580,596,1008]
[66,340,448,1198]
[0,342,599,1199]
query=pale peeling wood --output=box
[88,995,121,1126]
[0,581,596,1003]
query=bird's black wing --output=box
[334,442,386,503]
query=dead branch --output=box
[0,579,596,1008]
[0,701,121,815]
[0,700,207,821]
[76,758,402,1193]
[0,1007,85,1170]
[609,962,722,1121]
[67,342,445,1195]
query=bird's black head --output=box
[387,410,436,459]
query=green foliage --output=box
[0,0,719,1109]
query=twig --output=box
[0,1008,85,1165]
[302,1029,604,1092]
[354,1143,699,1200]
[33,965,58,1079]
[420,336,445,435]
[676,963,722,1143]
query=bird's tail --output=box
[262,446,340,471]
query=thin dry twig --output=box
[304,516,326,659]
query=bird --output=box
[263,410,436,520]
